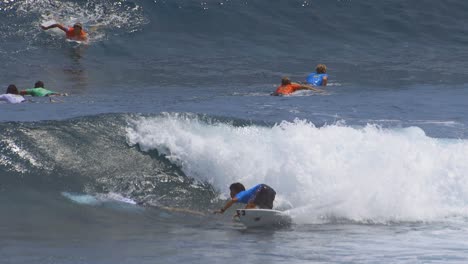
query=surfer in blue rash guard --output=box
[214,183,276,214]
[306,64,328,86]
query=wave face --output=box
[1,0,468,90]
[2,113,468,223]
[0,114,216,211]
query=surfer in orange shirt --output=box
[271,77,323,96]
[41,22,88,42]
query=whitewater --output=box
[127,114,468,223]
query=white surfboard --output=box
[235,209,292,228]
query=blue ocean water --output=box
[1,0,468,263]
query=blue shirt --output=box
[235,184,262,204]
[306,73,328,86]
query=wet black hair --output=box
[34,81,44,88]
[6,84,18,94]
[229,182,246,194]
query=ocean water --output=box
[1,0,468,263]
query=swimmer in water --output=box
[272,77,324,96]
[306,64,328,86]
[41,22,88,42]
[20,81,67,97]
[0,84,26,104]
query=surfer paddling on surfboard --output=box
[20,81,67,97]
[271,77,324,96]
[214,183,276,214]
[41,22,88,42]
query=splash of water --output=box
[7,0,148,42]
[127,113,468,223]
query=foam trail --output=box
[62,192,100,205]
[62,192,136,206]
[127,114,468,223]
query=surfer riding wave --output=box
[214,183,276,214]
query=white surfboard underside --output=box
[236,209,292,228]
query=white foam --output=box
[97,192,137,205]
[0,138,41,171]
[62,192,100,205]
[62,192,136,206]
[126,114,468,223]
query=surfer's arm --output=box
[297,83,325,93]
[41,23,68,32]
[81,33,89,41]
[214,198,237,214]
[321,76,328,86]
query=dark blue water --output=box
[1,0,468,263]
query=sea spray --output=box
[127,114,468,223]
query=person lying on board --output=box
[306,64,328,86]
[271,77,324,96]
[0,84,26,104]
[20,81,67,97]
[41,22,88,42]
[214,183,276,214]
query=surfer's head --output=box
[73,23,83,34]
[6,84,18,94]
[281,77,291,86]
[229,182,246,198]
[34,81,44,88]
[316,64,327,74]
